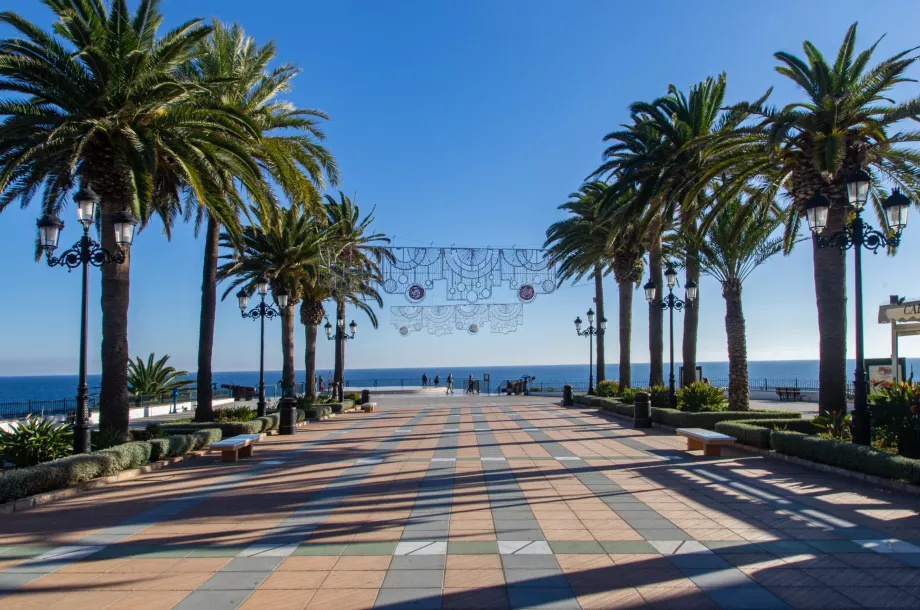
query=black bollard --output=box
[361,389,370,405]
[279,389,298,435]
[633,391,651,428]
[563,384,574,407]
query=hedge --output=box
[574,395,603,408]
[770,431,920,485]
[163,421,262,436]
[714,419,816,448]
[0,428,222,505]
[596,398,635,418]
[650,408,801,430]
[254,414,280,433]
[301,405,333,420]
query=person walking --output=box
[422,373,428,387]
[466,374,475,395]
[446,373,454,395]
[434,375,440,386]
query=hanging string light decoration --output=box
[380,246,556,304]
[391,303,523,336]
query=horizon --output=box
[3,0,920,377]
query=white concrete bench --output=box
[209,433,265,462]
[676,428,735,457]
[361,402,377,413]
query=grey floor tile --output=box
[706,586,790,609]
[382,569,445,589]
[504,569,568,588]
[0,572,39,591]
[496,530,545,541]
[374,588,442,609]
[636,529,695,541]
[682,567,756,590]
[173,589,253,610]
[501,555,560,570]
[222,557,283,571]
[198,571,271,590]
[400,532,448,542]
[507,587,579,609]
[669,553,732,569]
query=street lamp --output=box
[804,170,909,445]
[326,315,356,401]
[37,185,137,454]
[645,264,697,409]
[238,281,284,417]
[574,308,605,394]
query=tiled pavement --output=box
[3,397,920,608]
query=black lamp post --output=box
[237,280,287,417]
[325,316,357,401]
[574,308,606,394]
[804,170,909,445]
[645,265,697,409]
[37,186,138,454]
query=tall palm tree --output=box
[323,192,389,400]
[544,181,613,386]
[218,202,331,392]
[0,0,263,435]
[717,24,920,413]
[672,193,784,409]
[183,22,338,420]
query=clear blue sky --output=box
[3,0,920,376]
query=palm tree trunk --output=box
[305,323,318,401]
[195,215,219,422]
[281,304,296,392]
[682,248,700,386]
[98,194,131,435]
[814,205,848,416]
[648,215,664,387]
[618,279,633,389]
[723,280,749,410]
[593,264,606,383]
[334,299,345,401]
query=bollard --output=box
[361,389,370,405]
[633,391,651,428]
[279,388,298,435]
[562,384,574,407]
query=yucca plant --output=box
[0,417,72,467]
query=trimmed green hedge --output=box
[574,395,603,407]
[650,408,800,430]
[254,414,281,433]
[596,398,635,418]
[329,403,344,414]
[163,421,262,436]
[714,419,816,448]
[301,405,333,419]
[97,441,152,470]
[770,431,920,484]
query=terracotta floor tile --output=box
[115,558,181,574]
[170,558,232,572]
[241,589,317,609]
[0,592,68,610]
[320,570,386,589]
[444,569,505,589]
[45,590,129,609]
[106,590,191,610]
[305,588,378,610]
[134,571,212,591]
[21,572,102,590]
[333,556,391,571]
[58,558,130,573]
[556,554,615,570]
[441,588,509,610]
[260,571,329,589]
[574,587,646,609]
[279,556,340,571]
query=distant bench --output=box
[361,402,377,413]
[677,428,735,457]
[209,433,265,462]
[776,387,802,401]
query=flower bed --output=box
[0,429,221,504]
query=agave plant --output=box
[0,417,72,467]
[127,354,193,399]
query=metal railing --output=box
[707,378,854,393]
[0,388,234,421]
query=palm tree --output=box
[718,24,920,413]
[323,192,389,400]
[672,193,784,409]
[544,181,613,386]
[183,22,338,421]
[218,202,332,392]
[127,353,193,399]
[0,0,263,435]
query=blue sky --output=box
[3,0,920,376]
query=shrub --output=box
[595,380,620,398]
[0,450,121,504]
[163,421,261,437]
[545,386,555,392]
[330,403,344,414]
[166,435,195,457]
[0,417,72,467]
[619,387,637,404]
[296,409,306,423]
[770,431,920,484]
[346,392,362,402]
[715,419,817,449]
[213,406,256,422]
[596,398,635,418]
[254,414,280,433]
[651,408,801,430]
[97,441,152,470]
[300,405,332,420]
[192,428,221,450]
[91,427,128,450]
[811,410,852,442]
[296,396,314,409]
[149,438,170,461]
[677,382,726,412]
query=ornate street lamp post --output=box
[645,265,697,410]
[574,309,606,394]
[37,185,138,454]
[804,170,909,445]
[238,280,287,417]
[325,316,357,401]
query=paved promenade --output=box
[2,396,920,609]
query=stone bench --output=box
[361,402,377,413]
[676,428,735,457]
[209,433,265,462]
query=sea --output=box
[1,360,918,402]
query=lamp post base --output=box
[73,422,92,454]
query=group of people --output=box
[421,372,477,395]
[315,372,333,394]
